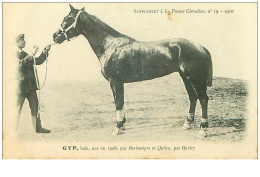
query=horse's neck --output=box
[79,13,127,59]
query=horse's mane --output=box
[89,13,136,41]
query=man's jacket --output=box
[16,50,47,94]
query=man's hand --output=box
[32,46,39,56]
[43,44,51,55]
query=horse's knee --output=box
[115,98,124,110]
[189,96,198,103]
[115,104,124,110]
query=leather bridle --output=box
[59,10,82,41]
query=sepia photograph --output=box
[2,2,257,159]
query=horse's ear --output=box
[69,4,75,11]
[81,7,85,11]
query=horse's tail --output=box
[203,47,213,87]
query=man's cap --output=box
[16,33,25,43]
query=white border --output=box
[1,1,259,177]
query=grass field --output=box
[17,73,248,142]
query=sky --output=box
[3,3,257,82]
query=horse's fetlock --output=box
[187,117,194,123]
[116,119,125,128]
[200,121,209,129]
[187,113,195,123]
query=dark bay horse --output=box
[53,5,213,137]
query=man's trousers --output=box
[16,90,42,131]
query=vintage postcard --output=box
[2,2,257,159]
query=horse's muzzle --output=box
[53,30,65,44]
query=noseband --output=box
[59,10,82,41]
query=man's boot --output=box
[36,117,51,133]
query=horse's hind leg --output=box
[193,80,209,138]
[179,72,198,129]
[109,78,126,135]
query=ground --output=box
[17,74,248,142]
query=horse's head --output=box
[53,4,85,43]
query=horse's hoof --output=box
[182,121,192,130]
[197,129,207,138]
[112,127,122,135]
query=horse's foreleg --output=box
[109,78,126,135]
[179,72,198,129]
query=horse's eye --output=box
[61,22,66,28]
[69,13,74,17]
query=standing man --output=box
[16,33,51,133]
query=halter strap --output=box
[61,10,83,41]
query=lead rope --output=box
[32,47,51,120]
[32,57,40,123]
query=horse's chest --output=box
[100,55,114,79]
[100,58,108,76]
